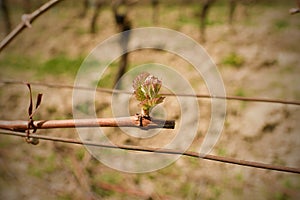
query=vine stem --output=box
[0,0,63,52]
[0,115,175,131]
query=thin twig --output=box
[0,129,299,174]
[0,116,175,131]
[0,0,63,52]
[1,80,300,106]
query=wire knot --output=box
[25,119,39,145]
[135,113,151,128]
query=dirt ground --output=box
[0,1,300,199]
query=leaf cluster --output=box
[133,72,165,115]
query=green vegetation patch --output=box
[29,153,58,178]
[235,87,246,97]
[0,54,83,78]
[274,19,289,30]
[222,52,245,68]
[38,55,83,77]
[96,172,122,185]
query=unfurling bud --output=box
[133,72,165,116]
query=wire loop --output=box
[25,83,42,145]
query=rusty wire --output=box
[0,129,299,174]
[1,80,300,106]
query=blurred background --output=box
[0,0,300,199]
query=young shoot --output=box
[133,72,165,117]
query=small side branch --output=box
[0,116,175,132]
[0,0,63,52]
